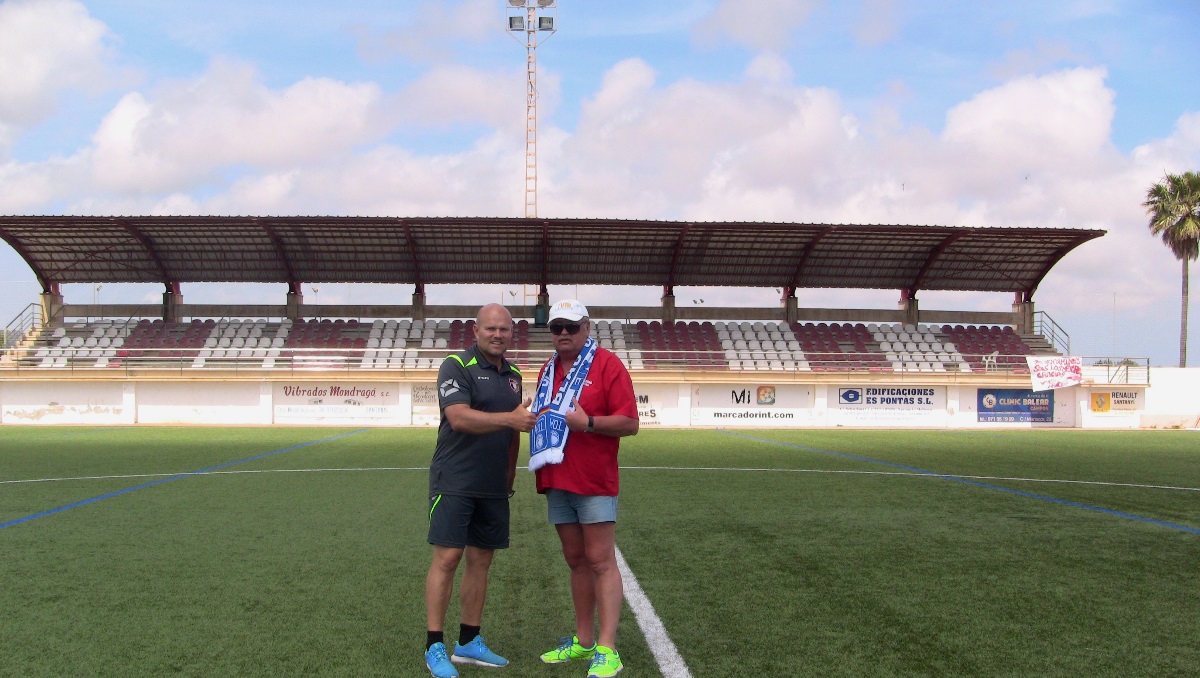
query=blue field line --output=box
[720,430,1200,536]
[0,429,370,530]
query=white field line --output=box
[1,465,694,674]
[621,466,1200,492]
[7,463,1190,675]
[0,467,426,485]
[3,466,1198,492]
[615,546,692,678]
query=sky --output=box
[1,0,1198,366]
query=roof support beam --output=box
[257,219,299,290]
[909,232,965,295]
[1027,232,1102,298]
[540,222,550,288]
[117,218,172,289]
[0,226,52,292]
[402,220,423,287]
[665,223,693,290]
[0,217,1106,296]
[788,226,833,289]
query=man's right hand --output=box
[511,397,536,432]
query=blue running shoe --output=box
[452,634,510,668]
[425,642,459,678]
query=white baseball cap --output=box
[548,299,589,323]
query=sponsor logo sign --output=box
[977,388,1053,423]
[837,387,940,407]
[1090,390,1142,412]
[691,384,814,427]
[832,386,946,426]
[635,392,661,424]
[757,386,776,405]
[411,384,440,426]
[634,384,685,426]
[275,382,398,422]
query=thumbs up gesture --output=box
[511,396,535,432]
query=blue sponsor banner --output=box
[977,389,1053,423]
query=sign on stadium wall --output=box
[406,383,687,427]
[1027,356,1083,391]
[689,383,816,427]
[0,381,132,425]
[273,382,403,424]
[411,383,440,426]
[976,388,1053,423]
[830,386,948,426]
[1089,389,1143,412]
[634,384,687,427]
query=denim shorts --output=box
[545,488,618,525]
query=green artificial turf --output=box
[1,427,1197,676]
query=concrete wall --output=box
[3,370,1195,428]
[1137,368,1200,429]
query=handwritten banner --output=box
[1026,356,1082,392]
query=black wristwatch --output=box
[585,416,595,433]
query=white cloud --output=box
[527,60,1199,331]
[855,0,902,47]
[693,0,822,52]
[745,53,794,85]
[392,64,528,131]
[0,0,112,146]
[196,130,524,218]
[988,40,1088,80]
[941,68,1117,178]
[88,59,387,194]
[0,159,62,211]
[0,0,111,122]
[1131,111,1200,171]
[352,0,495,63]
[550,58,854,218]
[1,34,1196,363]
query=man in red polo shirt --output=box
[532,299,638,678]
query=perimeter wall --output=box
[1,369,1196,429]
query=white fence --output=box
[2,369,1195,429]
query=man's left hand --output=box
[566,398,589,431]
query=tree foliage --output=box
[1143,171,1200,367]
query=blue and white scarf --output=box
[529,336,597,471]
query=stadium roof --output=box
[0,216,1103,298]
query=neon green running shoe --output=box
[539,635,596,664]
[587,646,623,677]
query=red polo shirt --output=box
[534,346,638,497]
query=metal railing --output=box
[1033,311,1069,354]
[0,345,1151,385]
[1,303,42,352]
[1083,358,1150,385]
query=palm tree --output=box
[1144,171,1200,367]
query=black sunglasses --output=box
[549,322,584,335]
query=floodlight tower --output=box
[505,0,557,219]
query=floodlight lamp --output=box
[537,0,556,7]
[538,16,554,30]
[508,16,524,30]
[508,0,525,7]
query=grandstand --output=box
[2,215,1173,428]
[5,316,1049,375]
